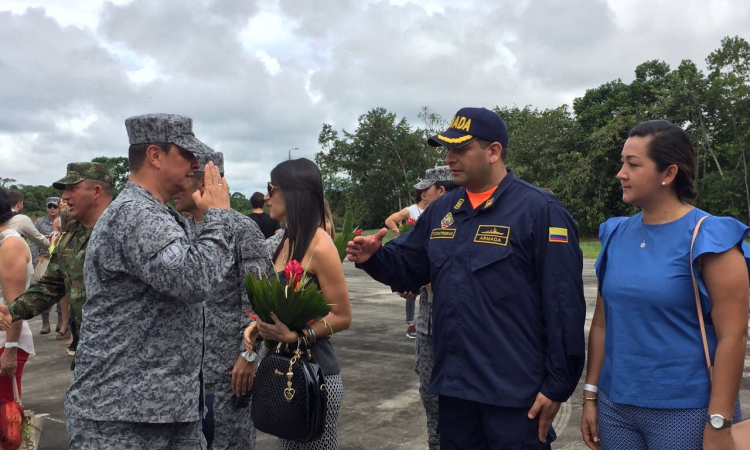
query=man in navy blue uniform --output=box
[347,107,585,449]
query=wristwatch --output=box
[241,351,258,364]
[708,414,732,430]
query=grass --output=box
[579,240,602,259]
[361,229,603,259]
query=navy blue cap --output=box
[428,107,508,149]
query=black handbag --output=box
[251,335,328,443]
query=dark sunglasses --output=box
[267,182,277,196]
[47,204,59,209]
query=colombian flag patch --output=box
[549,227,568,243]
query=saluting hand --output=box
[346,228,388,264]
[528,392,561,444]
[193,162,230,211]
[0,305,11,332]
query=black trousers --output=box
[438,395,555,450]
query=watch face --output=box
[710,416,724,428]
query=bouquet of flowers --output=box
[332,210,360,262]
[399,218,416,234]
[245,260,332,345]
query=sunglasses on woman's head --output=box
[267,182,277,196]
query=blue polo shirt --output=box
[358,171,586,407]
[596,209,750,408]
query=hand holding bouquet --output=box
[245,260,332,346]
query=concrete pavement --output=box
[22,260,750,449]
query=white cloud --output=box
[1,0,749,196]
[255,49,281,76]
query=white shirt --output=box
[405,204,424,221]
[0,229,35,356]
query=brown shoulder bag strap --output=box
[689,215,712,383]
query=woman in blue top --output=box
[579,120,749,450]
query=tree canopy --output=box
[316,36,750,235]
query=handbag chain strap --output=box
[689,215,713,383]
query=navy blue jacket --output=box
[359,171,585,407]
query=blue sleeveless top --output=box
[595,208,750,408]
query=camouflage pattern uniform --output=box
[32,203,57,321]
[190,152,271,450]
[415,288,439,446]
[9,165,113,330]
[412,166,451,447]
[65,114,229,450]
[31,214,54,259]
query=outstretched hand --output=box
[193,162,230,211]
[0,305,11,332]
[346,228,388,264]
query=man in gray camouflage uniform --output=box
[174,151,271,450]
[412,166,457,450]
[65,114,235,449]
[33,197,61,332]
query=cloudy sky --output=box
[1,0,748,195]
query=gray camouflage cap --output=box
[46,197,60,206]
[414,166,453,190]
[125,114,213,155]
[195,152,224,176]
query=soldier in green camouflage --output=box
[0,162,114,351]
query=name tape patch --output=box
[549,227,568,243]
[431,228,457,240]
[474,225,510,246]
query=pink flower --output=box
[354,229,363,236]
[284,260,304,290]
[407,218,416,226]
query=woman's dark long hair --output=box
[0,188,13,225]
[271,158,326,264]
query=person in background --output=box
[174,151,272,450]
[411,166,458,449]
[384,188,427,235]
[7,191,51,334]
[0,188,35,404]
[324,199,336,239]
[580,120,749,450]
[33,197,67,337]
[248,191,281,238]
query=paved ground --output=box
[22,260,750,449]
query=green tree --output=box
[703,36,750,223]
[230,192,252,215]
[316,108,443,228]
[91,156,130,195]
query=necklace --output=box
[640,211,676,248]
